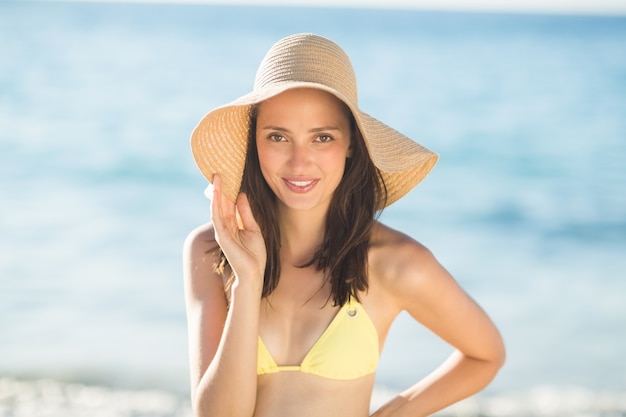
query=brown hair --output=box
[217,103,387,307]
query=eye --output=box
[316,134,333,143]
[268,134,286,142]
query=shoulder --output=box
[368,221,448,309]
[183,222,219,261]
[368,225,506,369]
[369,221,438,283]
[183,222,227,302]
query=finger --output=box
[219,176,240,226]
[210,176,225,238]
[211,175,234,239]
[236,193,261,232]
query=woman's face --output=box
[256,88,352,213]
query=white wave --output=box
[2,378,626,417]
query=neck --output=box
[278,205,327,266]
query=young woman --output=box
[184,33,505,417]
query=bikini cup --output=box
[257,297,379,380]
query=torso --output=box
[255,371,375,417]
[251,222,407,417]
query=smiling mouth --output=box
[284,178,318,192]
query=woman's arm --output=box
[372,234,505,417]
[183,175,266,417]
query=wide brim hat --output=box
[191,33,438,208]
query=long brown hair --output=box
[217,101,387,307]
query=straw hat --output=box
[191,33,438,208]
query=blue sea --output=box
[1,1,625,415]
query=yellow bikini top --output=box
[257,297,379,380]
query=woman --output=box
[184,33,505,417]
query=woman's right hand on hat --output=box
[211,174,266,295]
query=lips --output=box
[283,178,318,193]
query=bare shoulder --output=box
[369,221,439,283]
[369,221,447,308]
[369,223,506,368]
[183,223,232,392]
[184,222,218,258]
[183,222,226,303]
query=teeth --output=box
[290,180,313,187]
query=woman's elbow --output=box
[489,332,507,372]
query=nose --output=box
[288,141,310,170]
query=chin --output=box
[279,195,330,212]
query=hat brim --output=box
[191,82,438,208]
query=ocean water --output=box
[1,1,625,415]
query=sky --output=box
[50,0,626,16]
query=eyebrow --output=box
[260,125,344,133]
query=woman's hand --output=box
[211,174,266,293]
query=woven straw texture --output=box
[191,33,438,207]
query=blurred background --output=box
[1,0,625,416]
